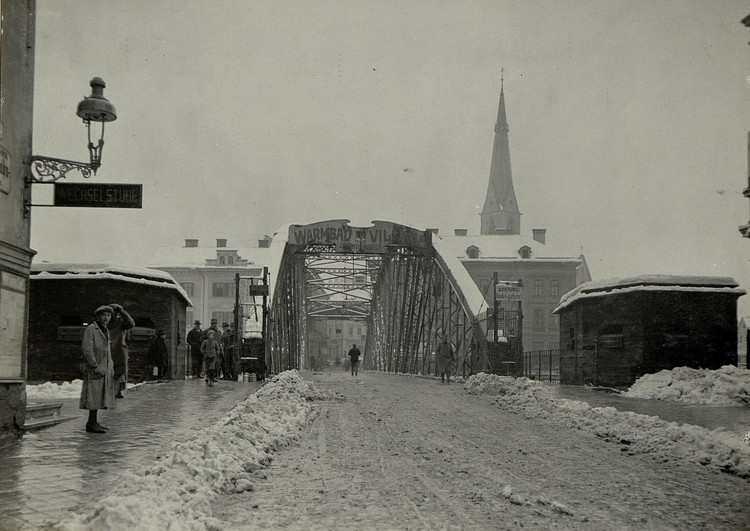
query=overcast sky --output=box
[30,0,750,313]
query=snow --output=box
[24,365,749,528]
[464,369,750,479]
[54,371,342,531]
[555,274,745,312]
[26,380,83,400]
[622,365,750,406]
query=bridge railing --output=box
[522,349,561,383]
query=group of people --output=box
[185,318,235,386]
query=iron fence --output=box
[523,349,560,383]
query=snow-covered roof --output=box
[554,275,745,313]
[148,245,268,269]
[30,263,193,307]
[437,233,582,261]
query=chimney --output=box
[454,228,468,236]
[216,239,227,248]
[532,229,546,245]
[258,237,270,248]
[185,239,199,248]
[427,228,439,235]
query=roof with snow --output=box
[554,275,746,313]
[437,233,582,261]
[148,245,268,270]
[30,263,193,307]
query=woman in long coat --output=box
[80,305,116,433]
[435,336,456,383]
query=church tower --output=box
[480,76,521,235]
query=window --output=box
[219,256,226,265]
[348,327,353,336]
[533,279,543,296]
[550,310,559,327]
[550,279,560,296]
[534,309,544,328]
[187,311,193,326]
[212,282,235,297]
[212,311,233,326]
[181,282,194,296]
[335,328,342,335]
[356,326,362,336]
[228,256,234,265]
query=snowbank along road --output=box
[213,371,749,530]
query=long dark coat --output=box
[435,340,456,374]
[109,309,135,381]
[79,322,116,410]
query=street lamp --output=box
[28,77,117,183]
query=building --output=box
[28,264,191,381]
[440,79,591,352]
[0,1,37,437]
[438,231,590,352]
[554,275,745,387]
[149,238,270,331]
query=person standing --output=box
[202,318,223,379]
[348,343,361,376]
[186,320,203,378]
[147,329,170,380]
[108,303,135,398]
[436,336,456,383]
[201,330,221,386]
[79,305,116,433]
[221,322,234,380]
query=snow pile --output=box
[26,380,83,399]
[464,372,750,479]
[623,365,750,406]
[55,371,339,531]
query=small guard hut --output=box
[28,263,192,382]
[553,275,745,387]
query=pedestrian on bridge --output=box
[436,336,456,383]
[187,320,203,378]
[348,344,361,376]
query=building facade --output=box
[0,1,37,437]
[554,275,745,387]
[28,264,191,381]
[149,238,269,332]
[442,80,591,352]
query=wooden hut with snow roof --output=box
[28,264,192,382]
[553,275,745,387]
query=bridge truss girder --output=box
[267,243,489,377]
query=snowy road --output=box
[213,371,749,530]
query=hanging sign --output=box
[53,183,143,208]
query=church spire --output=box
[480,72,521,235]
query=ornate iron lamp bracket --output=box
[29,155,98,183]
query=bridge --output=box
[236,220,507,378]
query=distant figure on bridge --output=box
[348,344,361,376]
[436,336,456,383]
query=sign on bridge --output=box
[495,281,522,302]
[288,220,433,254]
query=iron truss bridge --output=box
[264,220,495,378]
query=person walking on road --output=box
[108,303,135,398]
[186,320,203,378]
[147,329,170,380]
[79,305,117,433]
[348,344,361,376]
[202,318,223,379]
[221,322,235,380]
[436,336,456,383]
[201,330,221,386]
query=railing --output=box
[523,349,560,383]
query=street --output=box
[214,371,749,530]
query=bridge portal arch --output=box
[262,220,493,377]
